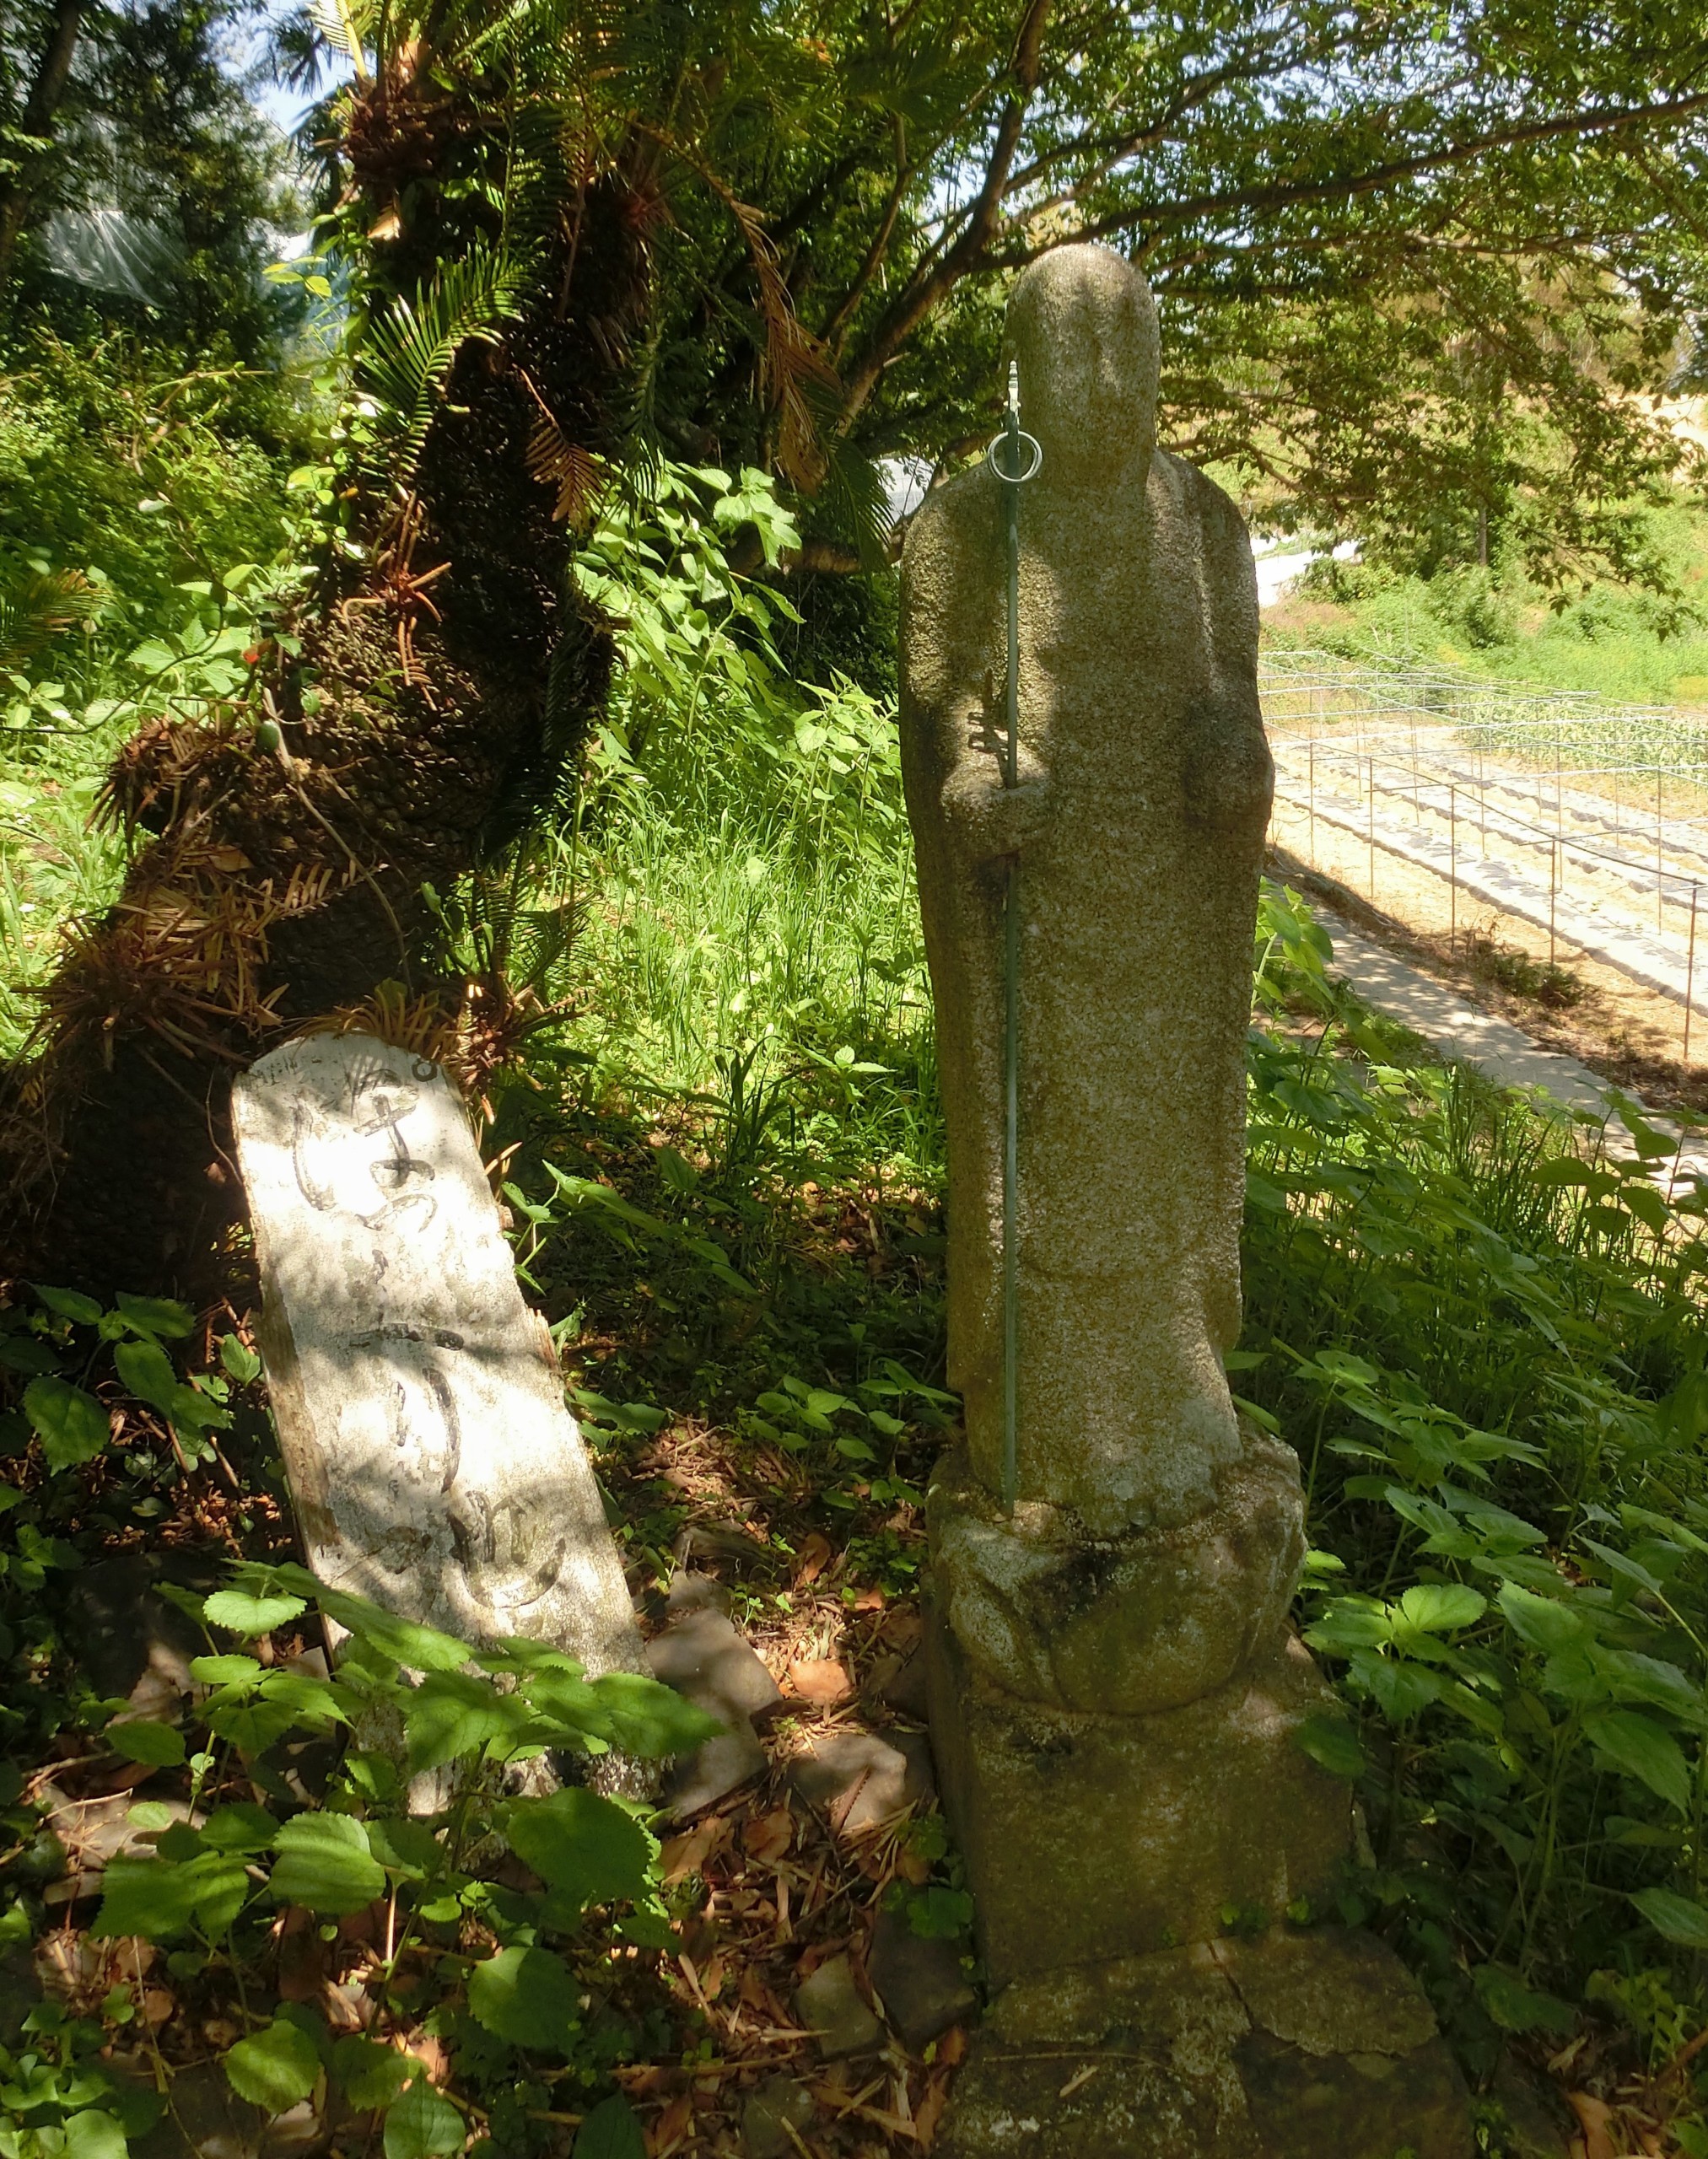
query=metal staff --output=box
[986,362,1041,1513]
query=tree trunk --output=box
[0,0,86,277]
[1,191,648,1300]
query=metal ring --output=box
[986,429,1043,484]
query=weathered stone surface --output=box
[794,1953,884,2060]
[741,2074,815,2159]
[63,1555,208,1715]
[665,1569,730,1618]
[1487,2054,1576,2159]
[790,1731,935,1838]
[899,240,1449,2158]
[940,1933,1471,2159]
[871,1649,930,1722]
[869,1906,978,2051]
[647,1609,784,1722]
[127,2060,331,2159]
[231,1034,642,1677]
[927,1613,1350,1989]
[898,243,1271,1539]
[928,1429,1305,1714]
[646,1607,781,1817]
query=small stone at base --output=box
[794,1953,884,2060]
[741,2075,814,2159]
[870,1906,979,2052]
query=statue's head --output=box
[1007,244,1159,486]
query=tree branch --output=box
[0,0,86,276]
[836,0,1053,426]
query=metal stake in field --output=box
[1367,753,1376,901]
[988,361,1041,1515]
[1658,770,1665,934]
[1549,837,1558,967]
[1449,785,1457,955]
[1688,881,1700,1069]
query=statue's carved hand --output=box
[941,760,1053,866]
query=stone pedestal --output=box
[927,1607,1353,1987]
[939,1930,1473,2159]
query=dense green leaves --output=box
[574,2095,645,2159]
[382,2076,465,2159]
[106,1719,186,1769]
[202,1589,306,1635]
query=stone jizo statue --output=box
[900,244,1472,2158]
[902,242,1274,1538]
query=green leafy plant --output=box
[70,1562,711,2149]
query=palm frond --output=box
[814,438,895,572]
[638,128,838,490]
[519,372,609,528]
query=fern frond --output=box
[0,568,102,674]
[357,243,527,486]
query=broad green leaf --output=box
[405,1670,529,1772]
[200,1803,277,1854]
[1472,1964,1575,2035]
[191,1656,261,1688]
[1397,1584,1486,1634]
[1497,1583,1586,1655]
[23,1377,109,1470]
[574,2095,644,2159]
[1584,1709,1691,1813]
[218,1335,263,1384]
[1631,1887,1708,1947]
[113,1338,180,1417]
[62,2111,127,2159]
[581,1672,724,1758]
[904,1885,974,1939]
[366,1817,441,1879]
[224,2019,321,2114]
[1302,1599,1391,1656]
[501,1789,652,1912]
[1293,1713,1366,1781]
[466,1946,580,2053]
[114,1293,196,1339]
[382,2076,465,2159]
[331,2037,412,2112]
[107,1719,186,1769]
[271,1814,385,1914]
[91,1858,202,1941]
[1348,1650,1442,1724]
[33,1285,102,1326]
[203,1590,305,1636]
[271,1566,470,1674]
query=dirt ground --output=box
[1267,793,1708,1118]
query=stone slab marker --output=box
[231,1032,642,1675]
[899,244,1471,2156]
